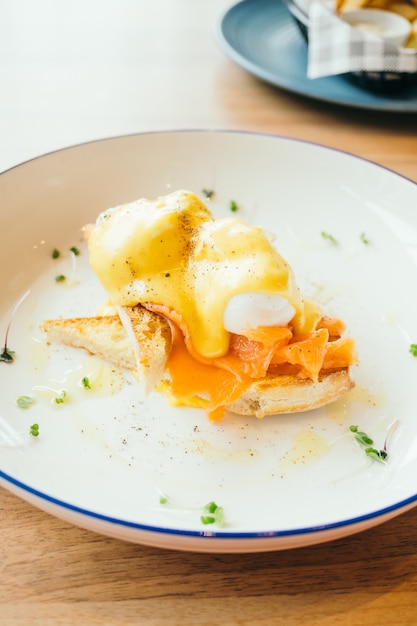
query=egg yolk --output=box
[88,190,321,358]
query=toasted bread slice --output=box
[41,305,171,392]
[226,369,353,417]
[41,314,137,369]
[41,308,354,416]
[117,305,172,392]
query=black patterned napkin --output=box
[307,1,417,78]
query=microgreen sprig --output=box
[0,347,14,363]
[200,501,225,527]
[81,376,91,389]
[349,425,387,464]
[158,495,225,527]
[321,231,338,245]
[409,344,417,357]
[1,290,30,365]
[365,447,388,462]
[29,423,39,437]
[349,425,373,446]
[54,390,67,405]
[16,395,35,409]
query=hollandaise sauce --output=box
[88,190,321,358]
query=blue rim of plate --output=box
[2,466,417,539]
[215,0,417,112]
[1,130,417,545]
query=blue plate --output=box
[215,0,417,112]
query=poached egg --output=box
[88,190,322,358]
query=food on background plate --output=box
[335,0,417,46]
[42,190,357,421]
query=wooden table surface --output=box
[1,1,417,624]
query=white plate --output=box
[1,130,417,553]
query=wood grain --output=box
[2,488,417,625]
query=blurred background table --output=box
[1,1,417,625]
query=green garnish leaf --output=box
[200,501,224,527]
[52,248,61,259]
[365,447,388,463]
[54,390,67,405]
[349,424,373,446]
[0,347,14,363]
[349,425,387,463]
[16,395,34,409]
[70,246,80,256]
[321,231,338,245]
[159,496,168,505]
[55,274,66,283]
[360,232,369,244]
[29,423,39,437]
[202,189,214,199]
[81,376,91,389]
[409,344,417,357]
[229,200,238,213]
[350,424,374,445]
[355,433,373,446]
[205,501,218,514]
